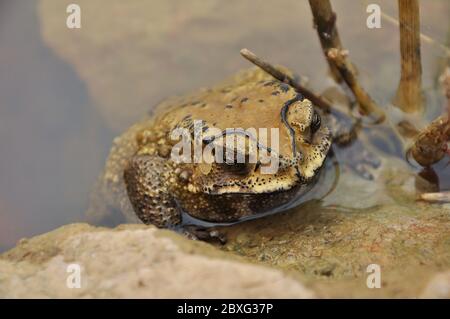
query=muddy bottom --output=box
[216,156,450,297]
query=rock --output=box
[420,271,450,298]
[0,224,314,298]
[219,161,450,298]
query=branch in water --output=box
[408,68,450,167]
[240,48,332,113]
[308,0,343,83]
[327,48,385,123]
[394,0,423,113]
[308,0,385,123]
[444,67,450,119]
[418,191,450,203]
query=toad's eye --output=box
[221,151,254,176]
[310,112,321,134]
[223,161,250,175]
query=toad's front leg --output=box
[124,154,227,243]
[124,154,181,227]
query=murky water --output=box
[0,0,448,254]
[0,1,114,251]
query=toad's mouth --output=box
[199,127,331,195]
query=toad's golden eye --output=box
[220,151,255,176]
[310,111,321,134]
[222,161,251,175]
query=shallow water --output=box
[0,0,449,258]
[0,1,114,251]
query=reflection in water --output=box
[0,1,113,251]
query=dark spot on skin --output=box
[191,101,200,105]
[178,170,192,183]
[225,104,233,109]
[279,83,290,92]
[271,91,280,96]
[200,103,207,108]
[258,99,265,103]
[240,97,249,103]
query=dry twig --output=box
[327,48,386,122]
[379,9,450,58]
[394,0,423,113]
[308,0,343,82]
[418,191,450,203]
[444,67,450,119]
[308,0,385,123]
[240,48,332,112]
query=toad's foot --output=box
[181,225,227,244]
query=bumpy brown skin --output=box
[125,154,310,225]
[122,68,332,228]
